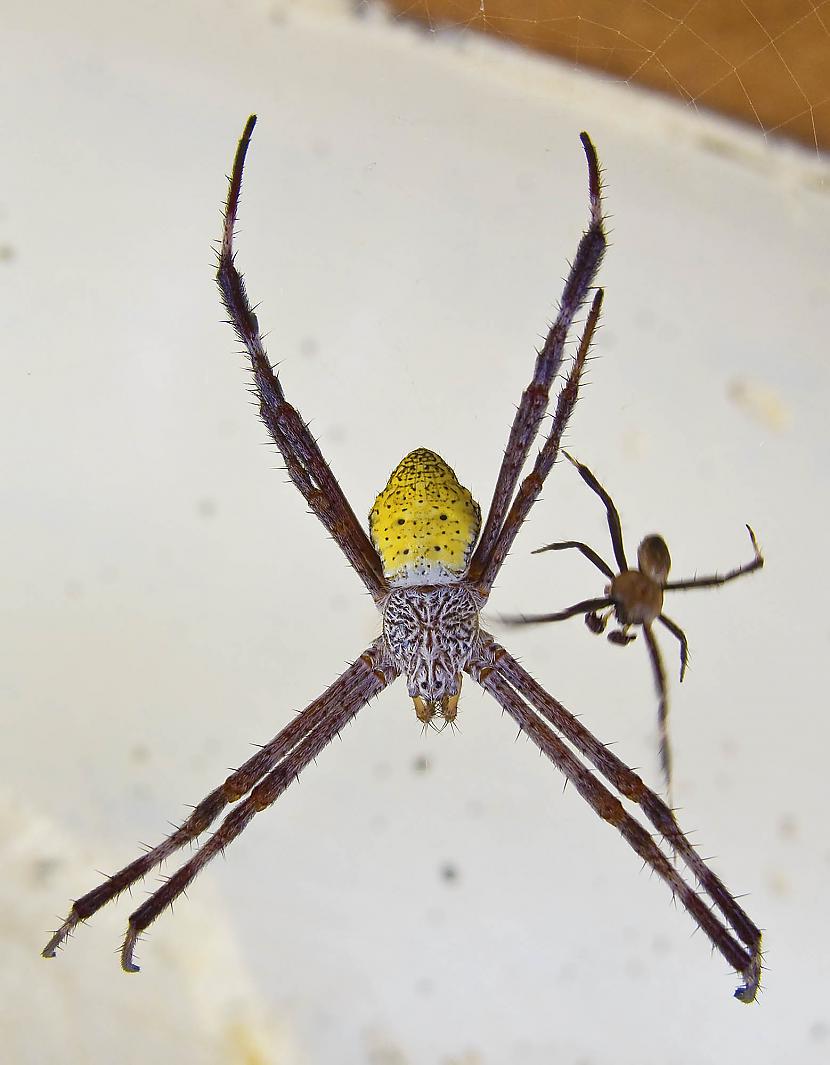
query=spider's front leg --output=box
[217,115,388,604]
[664,525,764,592]
[470,132,607,596]
[562,451,629,571]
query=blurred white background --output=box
[2,2,828,1063]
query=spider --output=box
[42,116,762,1002]
[504,451,764,803]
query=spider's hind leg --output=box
[43,647,394,967]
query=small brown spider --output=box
[505,451,764,801]
[42,116,762,1001]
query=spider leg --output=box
[216,115,387,603]
[532,539,616,580]
[486,642,761,1001]
[42,645,393,963]
[658,613,690,681]
[471,658,760,1002]
[664,525,764,591]
[500,596,612,626]
[562,453,628,571]
[469,133,606,588]
[118,658,394,972]
[642,625,673,802]
[475,288,604,595]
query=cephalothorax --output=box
[505,451,764,801]
[43,117,762,1002]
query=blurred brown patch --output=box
[384,0,830,152]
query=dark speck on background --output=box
[196,497,217,519]
[440,862,459,883]
[30,857,60,884]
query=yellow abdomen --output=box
[369,448,481,584]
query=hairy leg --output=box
[471,659,759,1002]
[43,645,392,962]
[486,641,761,993]
[469,132,606,585]
[475,289,604,595]
[217,115,387,602]
[119,662,392,970]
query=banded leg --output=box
[475,289,604,594]
[119,660,392,971]
[471,659,760,1002]
[562,452,628,571]
[532,539,615,580]
[643,625,673,800]
[217,115,387,603]
[42,645,392,962]
[488,641,761,999]
[664,525,764,591]
[469,132,606,585]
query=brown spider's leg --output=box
[470,658,760,1002]
[585,607,613,634]
[607,625,636,646]
[216,116,387,603]
[642,625,673,801]
[501,596,612,626]
[119,661,394,972]
[532,540,615,580]
[562,453,628,572]
[475,289,604,596]
[42,646,390,961]
[664,526,764,591]
[658,613,690,681]
[488,642,762,1000]
[469,133,606,586]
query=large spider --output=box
[504,451,764,803]
[42,116,762,1002]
